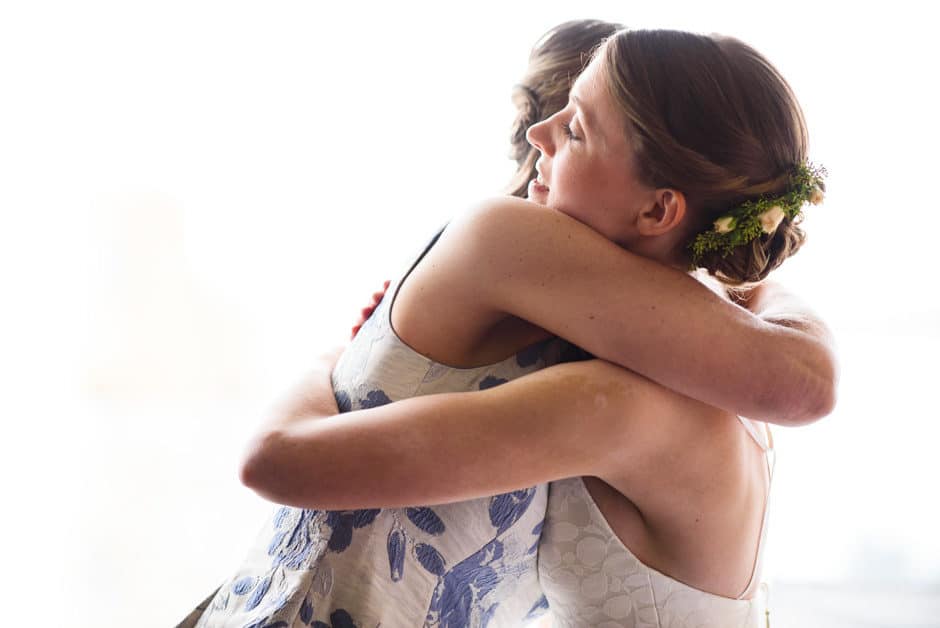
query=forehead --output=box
[571,55,604,100]
[570,56,631,154]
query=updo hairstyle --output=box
[601,30,815,284]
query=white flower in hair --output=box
[809,186,825,205]
[713,215,736,234]
[759,205,786,234]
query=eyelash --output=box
[562,122,581,141]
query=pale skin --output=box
[241,54,838,600]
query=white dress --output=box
[538,418,774,628]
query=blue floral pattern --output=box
[387,523,407,582]
[407,507,446,535]
[179,275,566,628]
[268,507,323,569]
[489,488,537,535]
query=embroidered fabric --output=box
[177,248,568,627]
[538,420,774,628]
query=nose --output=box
[526,118,553,156]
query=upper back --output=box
[526,359,774,625]
[609,398,772,596]
[538,396,773,627]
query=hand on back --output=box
[351,280,391,339]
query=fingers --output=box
[351,279,392,339]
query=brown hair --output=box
[601,29,811,284]
[506,19,623,198]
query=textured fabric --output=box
[178,277,566,628]
[539,420,773,628]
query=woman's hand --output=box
[351,280,390,339]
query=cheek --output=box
[557,156,595,198]
[594,160,640,206]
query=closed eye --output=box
[562,122,581,141]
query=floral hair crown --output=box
[688,162,827,267]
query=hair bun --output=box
[698,216,807,285]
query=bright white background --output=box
[1,1,937,626]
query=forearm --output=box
[625,278,837,426]
[240,360,635,510]
[239,356,727,511]
[604,285,836,427]
[739,317,837,425]
[735,281,839,424]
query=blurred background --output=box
[1,1,937,626]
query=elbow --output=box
[792,378,838,426]
[802,342,840,424]
[813,362,839,421]
[815,366,840,421]
[239,428,332,509]
[239,429,291,500]
[775,346,840,427]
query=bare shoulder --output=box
[400,196,559,282]
[445,196,612,265]
[449,195,562,229]
[389,197,570,363]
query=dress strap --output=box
[386,223,448,330]
[389,224,447,302]
[736,417,775,600]
[737,416,771,452]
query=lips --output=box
[528,176,550,202]
[534,161,549,190]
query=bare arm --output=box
[738,279,837,341]
[241,357,695,510]
[412,197,836,426]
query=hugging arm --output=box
[242,199,835,507]
[242,356,689,510]
[429,198,837,426]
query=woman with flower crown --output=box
[182,24,835,628]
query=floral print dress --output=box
[178,256,569,628]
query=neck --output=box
[626,232,690,271]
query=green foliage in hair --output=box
[689,162,827,267]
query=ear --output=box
[635,189,687,236]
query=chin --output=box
[527,190,549,207]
